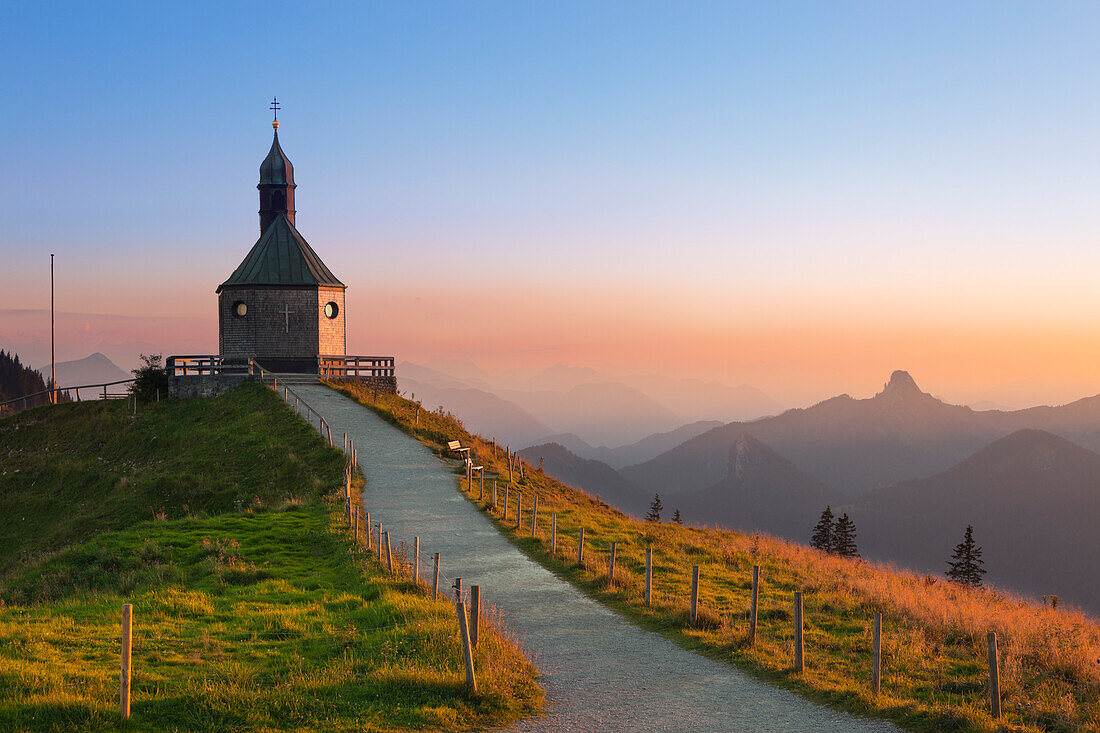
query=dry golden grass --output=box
[332,380,1100,733]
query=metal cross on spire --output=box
[270,97,280,120]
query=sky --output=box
[3,2,1100,405]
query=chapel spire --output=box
[258,98,295,233]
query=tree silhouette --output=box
[832,513,859,558]
[946,524,986,587]
[645,493,663,522]
[810,505,834,551]
[672,508,683,526]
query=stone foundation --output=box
[169,374,252,399]
[327,375,398,394]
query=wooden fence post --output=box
[470,585,480,648]
[455,601,478,694]
[413,536,420,585]
[577,527,585,564]
[609,542,617,586]
[353,506,359,542]
[384,531,393,573]
[366,512,372,550]
[531,495,539,535]
[516,492,522,528]
[988,631,1001,719]
[492,480,497,509]
[690,565,700,625]
[750,565,759,644]
[794,591,804,672]
[645,547,652,606]
[550,513,557,554]
[433,552,441,599]
[872,611,882,695]
[454,578,462,602]
[120,603,132,720]
[503,483,509,517]
[479,470,484,499]
[377,523,383,562]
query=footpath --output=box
[293,385,898,732]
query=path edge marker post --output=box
[433,552,441,599]
[645,546,652,606]
[872,611,882,695]
[456,601,478,694]
[690,565,700,626]
[120,603,132,720]
[470,585,481,648]
[794,591,805,673]
[988,631,1001,719]
[749,565,760,644]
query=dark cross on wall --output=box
[280,304,295,333]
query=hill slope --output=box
[854,429,1100,613]
[0,384,539,731]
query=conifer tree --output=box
[810,505,834,551]
[832,513,859,558]
[645,493,663,522]
[672,508,683,526]
[946,524,986,587]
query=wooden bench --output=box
[446,440,470,459]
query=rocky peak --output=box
[878,370,923,399]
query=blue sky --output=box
[3,2,1100,398]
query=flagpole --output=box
[51,253,55,405]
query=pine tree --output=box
[810,505,834,551]
[832,513,859,558]
[672,508,683,526]
[946,524,986,587]
[645,493,663,522]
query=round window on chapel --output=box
[324,302,339,319]
[234,301,247,317]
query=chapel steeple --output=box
[258,98,295,233]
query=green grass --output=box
[330,380,1100,733]
[0,383,540,732]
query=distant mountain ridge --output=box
[519,443,648,517]
[37,352,129,390]
[623,370,1100,497]
[675,432,837,538]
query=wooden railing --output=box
[319,355,395,378]
[0,378,135,416]
[165,355,249,377]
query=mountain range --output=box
[398,359,781,449]
[623,370,1100,497]
[512,370,1100,612]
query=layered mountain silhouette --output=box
[623,370,1100,497]
[519,443,649,517]
[853,429,1100,612]
[675,433,837,538]
[526,420,724,469]
[399,376,554,447]
[37,352,129,390]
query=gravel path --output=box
[293,385,898,732]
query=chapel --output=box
[217,108,346,372]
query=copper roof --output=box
[217,214,344,291]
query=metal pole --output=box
[50,253,55,405]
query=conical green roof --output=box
[259,131,294,185]
[217,214,344,292]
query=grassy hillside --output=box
[330,380,1100,733]
[0,383,540,732]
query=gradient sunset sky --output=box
[3,2,1100,405]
